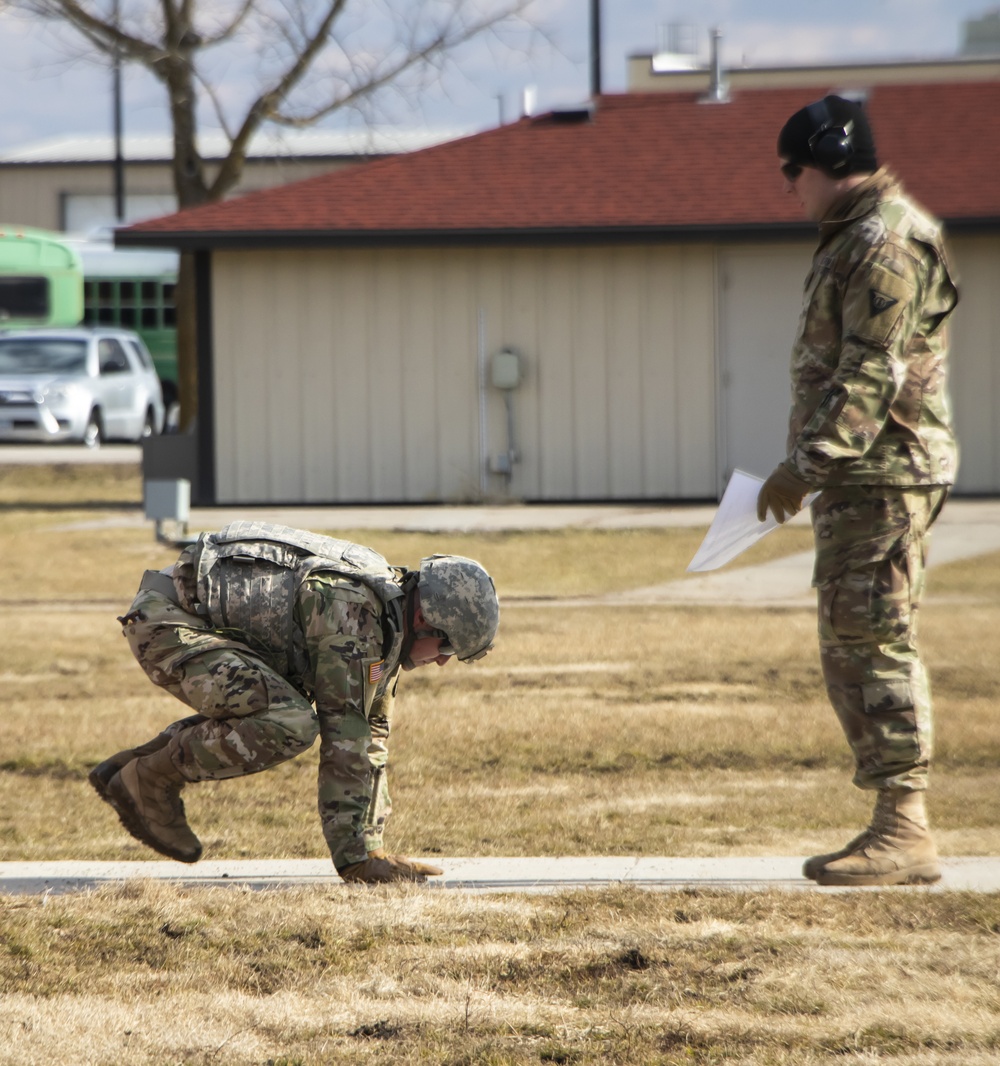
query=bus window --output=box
[0,227,83,327]
[0,277,49,318]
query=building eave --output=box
[113,218,1000,252]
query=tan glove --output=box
[756,463,812,524]
[338,848,444,884]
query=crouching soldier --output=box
[90,522,499,884]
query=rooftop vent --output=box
[547,102,597,123]
[699,27,729,104]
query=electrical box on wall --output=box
[143,477,196,547]
[491,348,521,390]
[144,478,190,523]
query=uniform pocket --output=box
[862,678,915,717]
[820,554,912,646]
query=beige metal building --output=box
[627,51,1000,94]
[121,79,1000,505]
[0,127,465,234]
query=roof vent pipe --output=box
[701,27,730,104]
[590,0,602,97]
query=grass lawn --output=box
[1,461,998,1065]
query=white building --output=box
[119,75,1000,504]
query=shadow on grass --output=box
[0,501,141,512]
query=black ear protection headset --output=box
[806,99,855,172]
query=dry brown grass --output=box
[2,461,1000,1065]
[2,882,1000,1065]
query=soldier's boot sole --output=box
[106,760,202,864]
[813,861,942,887]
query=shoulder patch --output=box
[845,261,914,349]
[869,289,899,317]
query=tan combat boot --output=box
[802,828,872,881]
[89,715,206,802]
[89,736,172,803]
[809,789,941,887]
[106,747,202,863]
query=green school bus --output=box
[75,239,179,409]
[0,225,84,327]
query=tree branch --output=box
[19,0,167,66]
[271,1,533,128]
[208,0,350,197]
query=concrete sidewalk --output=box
[0,444,144,465]
[607,497,1000,608]
[191,495,1000,534]
[3,856,999,895]
[57,497,1000,610]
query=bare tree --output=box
[14,0,540,427]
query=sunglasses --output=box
[459,643,493,663]
[420,627,456,657]
[425,627,495,662]
[781,162,804,181]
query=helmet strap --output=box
[399,574,421,669]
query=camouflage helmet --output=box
[417,554,499,661]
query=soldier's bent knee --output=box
[270,703,319,752]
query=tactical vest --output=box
[174,521,405,687]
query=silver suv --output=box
[0,327,165,446]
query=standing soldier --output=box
[90,522,499,884]
[757,96,959,886]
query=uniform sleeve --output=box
[298,577,392,870]
[787,256,919,483]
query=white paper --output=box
[687,469,817,573]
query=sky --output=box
[0,0,996,153]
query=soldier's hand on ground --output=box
[756,463,812,524]
[338,849,444,884]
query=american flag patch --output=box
[368,660,384,684]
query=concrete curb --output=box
[2,857,998,895]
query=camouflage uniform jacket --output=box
[785,168,959,487]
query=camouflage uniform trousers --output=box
[120,587,319,782]
[812,484,949,792]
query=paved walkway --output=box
[57,496,1000,610]
[611,498,1000,607]
[174,496,989,609]
[2,857,999,895]
[0,443,144,465]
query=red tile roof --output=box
[119,81,1000,245]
